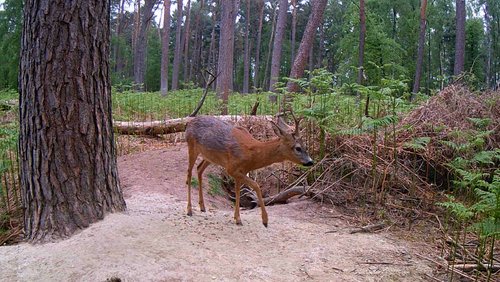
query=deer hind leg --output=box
[186,146,199,216]
[241,175,268,227]
[196,160,210,212]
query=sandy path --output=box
[0,145,433,281]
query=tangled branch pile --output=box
[306,84,499,225]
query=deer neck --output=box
[248,139,287,170]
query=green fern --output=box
[403,137,431,151]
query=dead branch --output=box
[189,70,218,117]
[450,263,500,272]
[250,100,260,115]
[239,185,308,207]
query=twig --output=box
[359,261,412,266]
[350,223,386,234]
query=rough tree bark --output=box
[133,0,157,90]
[453,0,466,76]
[287,0,328,92]
[253,0,265,90]
[269,0,288,92]
[171,0,183,90]
[19,0,126,243]
[216,0,239,114]
[411,0,428,98]
[161,0,172,96]
[242,0,251,94]
[182,0,192,84]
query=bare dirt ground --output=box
[0,144,437,281]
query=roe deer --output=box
[185,115,313,227]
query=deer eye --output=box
[294,146,302,152]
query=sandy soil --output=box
[0,144,435,281]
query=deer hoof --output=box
[263,222,268,228]
[200,207,206,212]
[187,210,193,216]
[235,220,243,226]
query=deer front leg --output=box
[233,178,242,225]
[241,175,268,227]
[186,149,198,216]
[197,160,210,212]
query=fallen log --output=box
[113,115,273,136]
[240,185,308,207]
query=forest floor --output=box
[0,143,440,281]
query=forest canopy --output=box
[0,0,499,93]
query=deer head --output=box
[270,114,314,167]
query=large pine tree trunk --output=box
[171,0,183,90]
[19,0,126,243]
[242,0,251,94]
[216,0,239,114]
[453,0,466,76]
[287,0,328,92]
[412,0,428,98]
[253,0,265,90]
[182,0,192,84]
[269,0,288,92]
[133,0,157,90]
[161,0,172,96]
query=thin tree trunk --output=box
[133,0,157,90]
[392,7,397,40]
[286,0,328,92]
[183,0,192,84]
[19,0,126,243]
[216,0,239,114]
[172,0,183,90]
[484,2,493,88]
[269,0,288,92]
[242,0,251,94]
[453,0,466,76]
[161,0,172,96]
[263,7,278,91]
[190,0,205,84]
[291,0,297,64]
[411,0,428,98]
[317,23,324,68]
[357,0,366,86]
[113,0,126,74]
[207,1,219,90]
[132,0,141,55]
[427,25,431,95]
[253,0,265,90]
